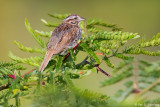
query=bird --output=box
[39,14,85,72]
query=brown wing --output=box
[47,23,73,50]
[39,23,76,72]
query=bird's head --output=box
[63,14,85,25]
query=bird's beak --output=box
[80,17,85,21]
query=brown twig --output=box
[85,61,111,77]
[64,41,82,61]
[96,66,111,77]
[0,84,10,91]
[63,53,70,61]
[73,41,82,50]
[21,68,36,78]
[75,56,89,67]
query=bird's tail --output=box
[39,50,54,73]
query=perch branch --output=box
[85,61,111,77]
[75,56,89,67]
[21,68,36,78]
[64,41,82,61]
[96,66,111,77]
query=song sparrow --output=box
[39,14,85,72]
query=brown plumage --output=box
[39,14,85,72]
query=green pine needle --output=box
[25,18,45,48]
[13,41,45,54]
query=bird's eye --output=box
[74,17,78,20]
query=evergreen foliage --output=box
[0,62,24,77]
[10,13,160,72]
[102,59,160,103]
[34,77,109,107]
[0,13,159,106]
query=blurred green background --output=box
[0,0,160,99]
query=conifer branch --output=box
[4,13,160,106]
[48,13,70,20]
[25,18,45,48]
[136,78,160,97]
[13,41,45,54]
[35,30,52,38]
[9,52,43,66]
[41,19,59,27]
